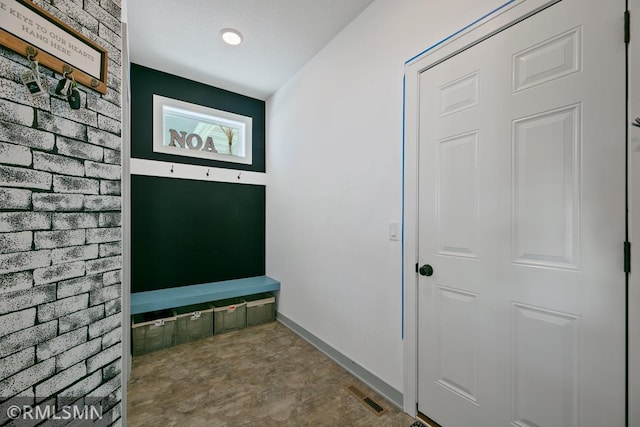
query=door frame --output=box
[401,0,633,420]
[121,19,132,424]
[629,1,639,425]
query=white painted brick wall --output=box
[34,229,85,249]
[56,274,102,298]
[103,148,121,165]
[49,0,99,31]
[50,97,98,127]
[55,339,102,372]
[0,99,34,126]
[51,243,99,265]
[98,242,121,258]
[86,255,121,275]
[85,161,121,180]
[102,359,120,382]
[0,0,121,421]
[0,321,58,358]
[0,250,51,275]
[87,0,120,32]
[0,165,52,190]
[100,180,121,195]
[0,347,34,380]
[97,116,121,135]
[0,122,55,151]
[52,212,99,230]
[59,305,104,334]
[101,327,121,350]
[0,77,50,112]
[105,299,121,317]
[86,227,121,244]
[36,111,87,140]
[35,362,87,400]
[57,371,102,401]
[0,271,33,293]
[84,195,121,211]
[0,188,31,210]
[87,95,121,121]
[36,328,87,361]
[88,313,120,339]
[0,231,32,254]
[99,212,121,227]
[32,193,85,211]
[102,270,121,287]
[90,284,120,306]
[100,0,120,23]
[38,294,89,322]
[0,308,36,338]
[0,212,51,232]
[33,152,85,177]
[0,284,56,315]
[56,136,104,162]
[33,260,86,285]
[53,175,100,194]
[87,127,120,150]
[0,142,32,166]
[86,343,121,374]
[0,359,55,398]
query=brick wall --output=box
[0,0,122,425]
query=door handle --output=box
[419,264,434,276]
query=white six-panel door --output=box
[415,0,626,425]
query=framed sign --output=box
[0,0,108,94]
[153,95,253,165]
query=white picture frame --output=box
[152,95,253,165]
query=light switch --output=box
[389,222,399,241]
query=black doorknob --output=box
[419,264,433,276]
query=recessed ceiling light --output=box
[221,28,243,46]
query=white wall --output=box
[266,0,503,393]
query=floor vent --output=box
[345,385,387,416]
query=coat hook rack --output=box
[1,1,109,94]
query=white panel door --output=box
[417,1,626,426]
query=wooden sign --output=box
[0,0,108,94]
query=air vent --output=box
[345,385,387,416]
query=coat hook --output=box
[237,172,241,180]
[170,165,174,173]
[206,169,210,177]
[26,46,38,60]
[62,65,73,78]
[633,117,640,128]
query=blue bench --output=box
[130,275,281,315]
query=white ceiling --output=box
[127,0,375,100]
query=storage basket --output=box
[244,293,276,327]
[131,310,176,355]
[172,303,214,344]
[211,297,246,335]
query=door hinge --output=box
[415,263,419,273]
[624,241,631,273]
[625,10,631,44]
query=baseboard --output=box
[276,312,404,409]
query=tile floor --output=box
[127,321,418,426]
